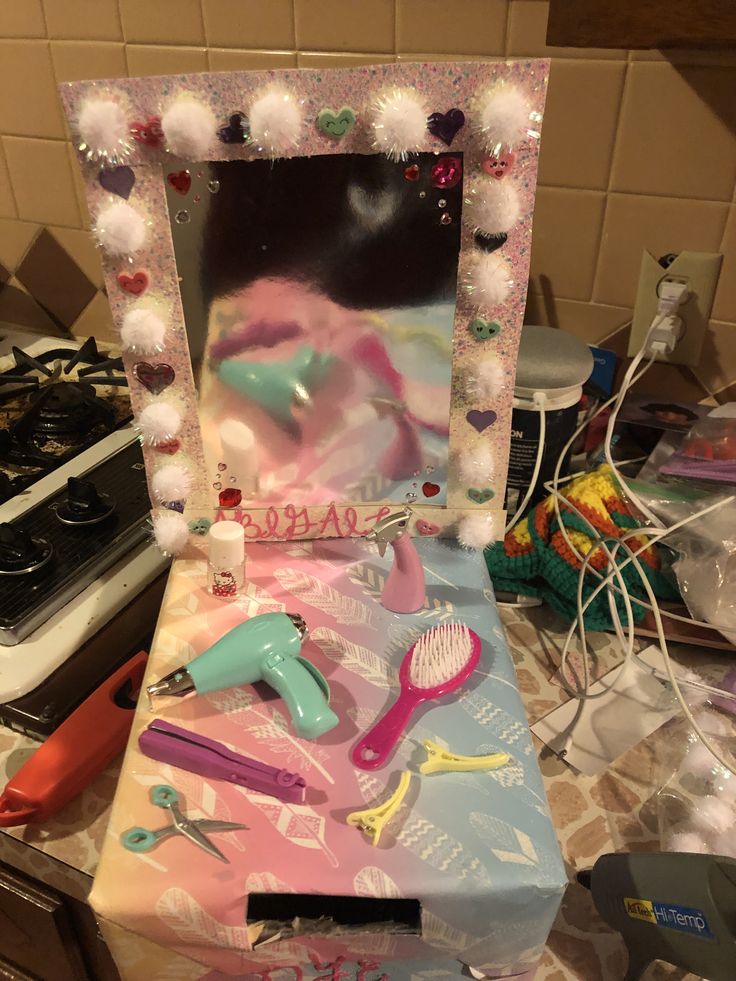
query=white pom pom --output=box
[691,796,734,835]
[94,202,147,257]
[152,512,189,556]
[668,831,709,854]
[120,308,166,354]
[250,88,303,157]
[715,830,736,857]
[468,355,505,401]
[138,402,181,445]
[465,253,513,309]
[458,443,496,485]
[458,512,497,550]
[77,98,129,164]
[152,464,193,503]
[161,98,216,159]
[465,178,521,236]
[372,87,427,162]
[478,85,530,153]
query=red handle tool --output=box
[0,650,147,827]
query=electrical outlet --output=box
[628,250,723,367]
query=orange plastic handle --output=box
[0,650,147,827]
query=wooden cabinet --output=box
[547,0,736,50]
[0,863,118,981]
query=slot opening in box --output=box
[247,893,422,942]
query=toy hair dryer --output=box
[146,612,338,740]
[366,507,425,614]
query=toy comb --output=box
[351,623,481,771]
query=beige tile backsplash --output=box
[1,0,734,402]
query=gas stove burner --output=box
[18,381,116,441]
[0,523,53,576]
[0,336,132,498]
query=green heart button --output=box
[317,106,357,139]
[467,487,495,504]
[469,318,501,341]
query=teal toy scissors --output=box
[121,784,248,864]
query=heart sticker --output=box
[317,106,356,139]
[167,170,191,195]
[466,409,497,433]
[467,487,495,504]
[474,231,508,254]
[116,270,148,295]
[131,116,163,148]
[404,164,420,181]
[469,318,501,341]
[218,112,249,144]
[154,438,181,455]
[415,519,440,536]
[482,151,516,179]
[188,516,212,536]
[422,481,441,498]
[98,166,135,200]
[219,488,242,508]
[427,108,465,146]
[133,362,175,395]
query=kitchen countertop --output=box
[1,601,732,980]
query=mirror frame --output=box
[61,61,548,541]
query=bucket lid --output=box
[515,325,594,391]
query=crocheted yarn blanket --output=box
[486,466,680,629]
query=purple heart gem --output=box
[98,166,135,200]
[133,361,175,395]
[427,109,466,147]
[466,409,497,433]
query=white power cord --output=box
[541,300,736,774]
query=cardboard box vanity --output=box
[91,537,565,979]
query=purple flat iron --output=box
[139,719,307,804]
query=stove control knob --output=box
[0,523,53,575]
[56,477,115,526]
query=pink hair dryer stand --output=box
[366,508,426,614]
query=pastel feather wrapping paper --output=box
[90,538,565,977]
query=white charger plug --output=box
[647,278,690,356]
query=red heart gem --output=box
[431,156,462,190]
[403,164,420,181]
[133,361,175,395]
[154,438,181,455]
[422,482,440,498]
[167,170,191,195]
[218,488,242,508]
[131,116,163,148]
[117,270,148,295]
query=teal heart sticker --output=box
[188,517,212,536]
[467,487,495,504]
[317,106,357,139]
[469,318,501,341]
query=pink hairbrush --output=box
[351,623,481,771]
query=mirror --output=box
[167,152,463,507]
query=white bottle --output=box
[218,419,259,499]
[207,520,245,602]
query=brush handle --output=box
[351,689,422,770]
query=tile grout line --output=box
[0,137,21,221]
[589,57,631,304]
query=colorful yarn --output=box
[486,466,680,629]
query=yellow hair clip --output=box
[347,771,412,847]
[419,739,510,775]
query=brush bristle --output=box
[409,623,472,689]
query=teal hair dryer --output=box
[216,346,334,430]
[147,612,338,740]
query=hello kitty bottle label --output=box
[207,520,245,602]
